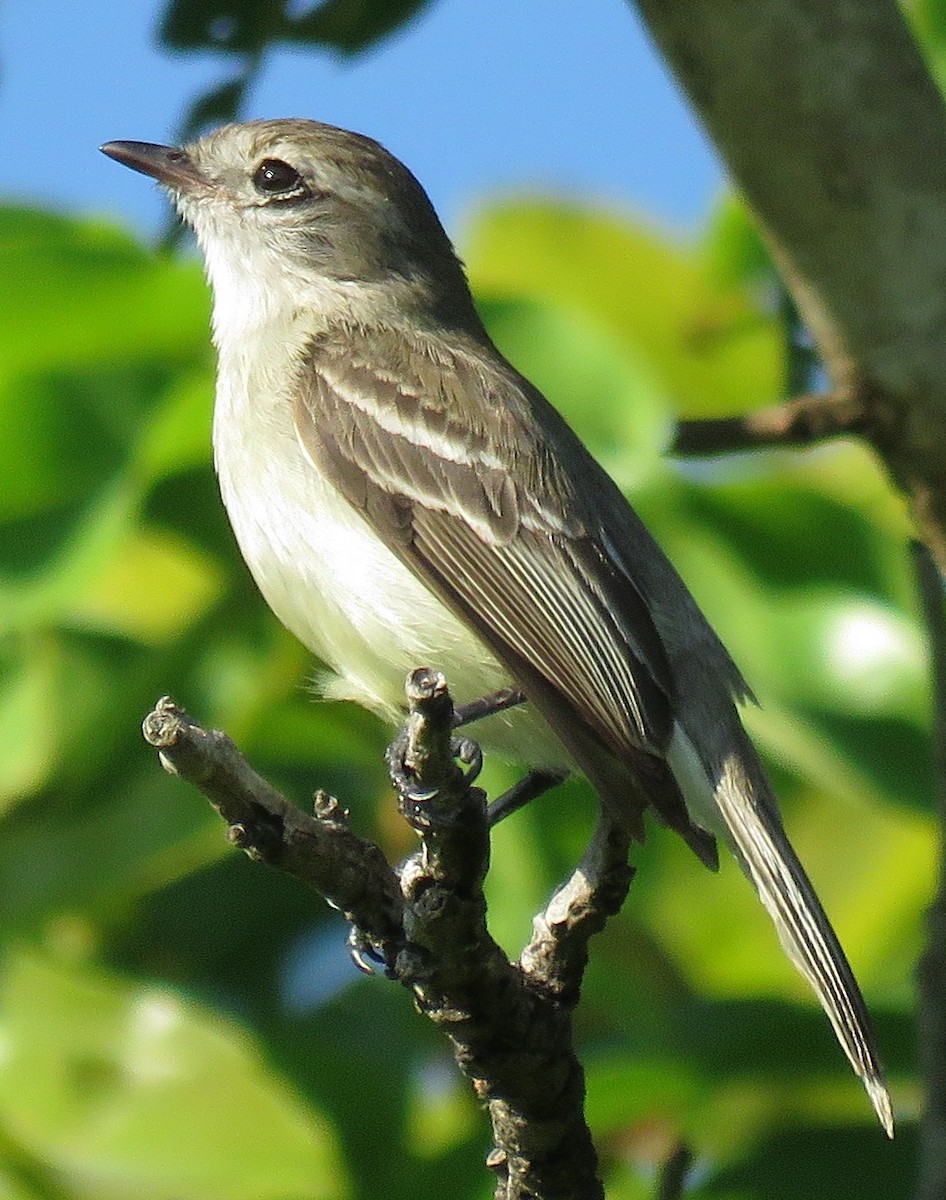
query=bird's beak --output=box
[100,140,206,193]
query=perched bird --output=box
[102,119,892,1133]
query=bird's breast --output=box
[209,329,553,759]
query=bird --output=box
[101,119,892,1133]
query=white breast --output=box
[210,318,526,726]
[200,233,565,762]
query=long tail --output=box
[669,724,894,1136]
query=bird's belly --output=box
[212,366,566,765]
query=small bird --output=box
[102,119,892,1133]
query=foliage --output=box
[0,4,935,1198]
[0,188,925,1199]
[158,0,437,140]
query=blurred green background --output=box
[1,2,942,1197]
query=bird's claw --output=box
[347,926,389,976]
[386,726,484,830]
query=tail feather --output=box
[669,725,893,1136]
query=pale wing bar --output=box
[295,344,675,757]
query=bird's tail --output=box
[668,723,894,1137]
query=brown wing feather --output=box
[291,325,891,1129]
[292,328,720,864]
[293,328,674,757]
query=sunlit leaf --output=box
[135,369,214,486]
[465,200,782,417]
[701,193,775,296]
[68,525,224,645]
[0,208,208,380]
[0,951,349,1199]
[479,296,671,491]
[0,634,61,811]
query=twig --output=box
[672,389,871,457]
[142,675,633,1200]
[141,696,404,964]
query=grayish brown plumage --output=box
[101,120,893,1134]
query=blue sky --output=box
[2,0,723,242]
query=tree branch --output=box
[391,670,610,1199]
[142,675,634,1200]
[672,388,875,457]
[141,696,405,962]
[632,0,946,568]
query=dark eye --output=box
[252,158,306,196]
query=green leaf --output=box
[465,200,782,417]
[0,635,63,812]
[0,951,349,1199]
[0,209,208,381]
[479,296,670,492]
[701,193,775,295]
[704,1123,915,1199]
[911,0,946,51]
[179,76,251,141]
[159,0,433,55]
[67,524,224,645]
[287,0,434,53]
[160,0,285,53]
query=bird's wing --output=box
[293,330,896,1131]
[292,326,676,766]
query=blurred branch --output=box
[143,671,636,1200]
[633,0,946,570]
[655,1142,694,1200]
[673,387,876,457]
[913,542,946,1200]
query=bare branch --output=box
[142,679,634,1200]
[672,389,873,457]
[391,670,605,1199]
[141,696,404,963]
[632,0,946,567]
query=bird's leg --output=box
[452,687,527,728]
[385,671,488,831]
[347,925,391,976]
[385,727,484,807]
[487,768,569,827]
[388,685,520,802]
[389,682,567,828]
[454,686,569,827]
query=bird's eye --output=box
[252,158,306,196]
